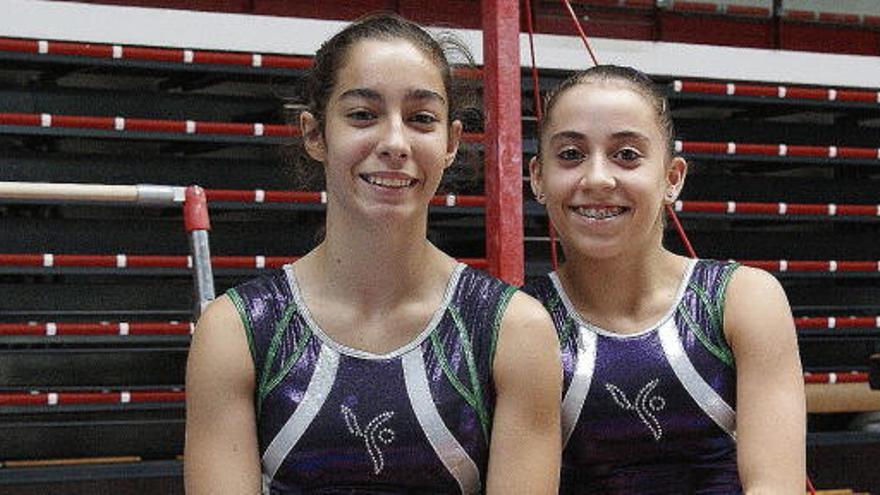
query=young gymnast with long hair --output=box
[525,65,805,494]
[184,14,561,494]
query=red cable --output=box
[561,0,600,66]
[666,205,697,259]
[544,3,816,492]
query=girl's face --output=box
[530,82,686,261]
[301,39,462,224]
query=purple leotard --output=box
[228,263,518,494]
[524,259,742,494]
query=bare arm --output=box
[724,267,805,495]
[184,296,262,494]
[486,291,562,494]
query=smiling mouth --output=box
[360,174,418,189]
[570,205,629,220]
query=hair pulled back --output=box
[539,65,675,160]
[306,13,468,132]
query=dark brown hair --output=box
[288,13,477,191]
[306,12,468,132]
[538,65,675,160]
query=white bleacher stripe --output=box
[185,120,196,134]
[877,92,880,104]
[183,49,194,63]
[48,393,58,405]
[116,254,127,268]
[829,373,837,384]
[112,45,123,59]
[777,86,786,98]
[189,322,196,334]
[43,253,54,267]
[674,140,683,153]
[876,316,880,328]
[876,205,880,216]
[445,194,456,207]
[828,146,837,158]
[828,89,837,101]
[38,40,49,54]
[41,113,52,127]
[828,204,837,216]
[778,202,787,214]
[114,117,125,131]
[254,123,264,136]
[778,144,788,156]
[186,256,193,269]
[674,200,683,212]
[252,53,262,67]
[320,191,328,204]
[46,322,57,336]
[121,391,131,403]
[828,317,836,329]
[726,83,735,95]
[726,142,736,154]
[829,260,838,272]
[877,148,880,160]
[119,322,130,335]
[254,189,265,203]
[255,255,266,269]
[780,260,788,272]
[726,201,736,214]
[673,80,682,92]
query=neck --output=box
[304,204,453,309]
[558,243,687,325]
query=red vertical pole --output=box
[482,0,524,285]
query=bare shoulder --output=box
[725,265,789,316]
[499,291,557,345]
[194,295,241,335]
[723,264,795,350]
[189,295,253,387]
[494,290,559,375]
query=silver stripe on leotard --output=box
[262,343,340,481]
[657,317,737,439]
[548,273,598,447]
[561,326,597,446]
[403,346,480,494]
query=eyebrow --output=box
[406,88,446,105]
[610,130,651,144]
[337,87,447,105]
[548,130,586,143]
[338,88,382,102]
[548,129,652,145]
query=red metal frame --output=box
[482,0,525,285]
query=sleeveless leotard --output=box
[524,259,742,494]
[228,263,518,494]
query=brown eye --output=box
[347,110,376,121]
[614,148,642,163]
[558,148,584,162]
[410,113,439,125]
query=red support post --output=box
[482,0,525,285]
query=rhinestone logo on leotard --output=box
[341,404,396,475]
[605,378,667,441]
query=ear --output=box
[300,111,326,163]
[444,119,463,170]
[663,156,688,204]
[528,155,545,204]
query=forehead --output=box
[332,39,447,100]
[545,82,661,139]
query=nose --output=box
[376,116,410,167]
[578,155,616,191]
